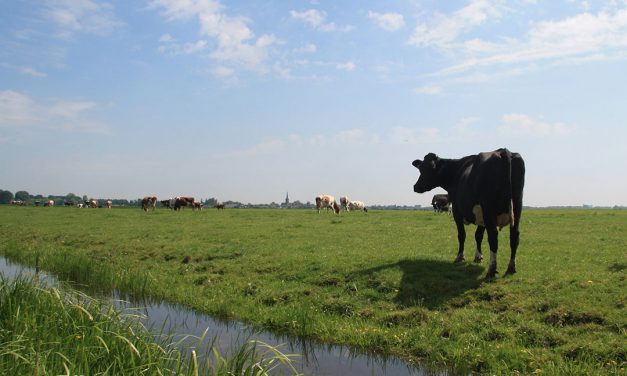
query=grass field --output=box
[0,206,625,374]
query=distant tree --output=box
[0,190,13,204]
[204,198,217,207]
[14,191,30,201]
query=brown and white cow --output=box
[89,199,97,208]
[214,202,225,210]
[174,196,195,211]
[193,202,204,210]
[141,196,157,211]
[349,200,368,212]
[106,200,112,209]
[43,199,54,207]
[339,196,350,212]
[315,195,340,214]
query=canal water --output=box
[0,256,440,375]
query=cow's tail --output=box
[499,148,514,228]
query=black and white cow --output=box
[431,194,451,214]
[412,148,525,278]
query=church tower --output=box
[284,192,290,207]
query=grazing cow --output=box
[214,202,225,210]
[77,203,84,208]
[193,202,204,210]
[10,200,24,206]
[106,200,112,209]
[44,200,54,207]
[34,201,41,207]
[315,195,340,214]
[174,196,195,211]
[64,201,74,207]
[431,194,451,214]
[412,148,525,278]
[160,199,173,209]
[89,199,97,208]
[141,196,157,211]
[339,196,350,212]
[349,200,368,212]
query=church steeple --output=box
[284,192,290,205]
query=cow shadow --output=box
[354,258,484,309]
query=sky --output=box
[1,0,626,207]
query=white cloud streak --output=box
[45,0,123,38]
[367,11,405,31]
[290,9,353,32]
[499,113,574,137]
[0,90,109,134]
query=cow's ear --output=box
[412,159,422,168]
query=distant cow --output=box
[10,200,24,206]
[64,201,74,207]
[193,202,203,210]
[44,200,54,207]
[315,195,340,214]
[214,202,225,210]
[431,194,451,214]
[160,199,173,209]
[349,200,368,212]
[142,196,157,211]
[89,199,97,208]
[339,196,350,212]
[106,200,112,209]
[412,148,525,278]
[174,196,195,211]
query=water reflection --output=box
[1,256,438,376]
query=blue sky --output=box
[1,0,626,207]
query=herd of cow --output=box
[8,147,526,278]
[140,196,222,211]
[314,195,368,214]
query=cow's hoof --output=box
[474,255,483,263]
[505,266,516,275]
[486,266,497,279]
[454,256,465,263]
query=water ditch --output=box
[0,256,441,376]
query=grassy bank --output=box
[0,275,299,375]
[0,206,625,374]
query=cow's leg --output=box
[474,226,485,262]
[454,220,466,263]
[506,155,525,275]
[485,225,499,278]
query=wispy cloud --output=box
[45,0,123,38]
[336,60,356,71]
[150,0,278,71]
[367,11,405,31]
[428,6,627,79]
[290,9,353,32]
[413,85,443,95]
[18,67,48,78]
[0,90,109,135]
[408,0,504,49]
[499,113,574,137]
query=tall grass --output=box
[0,275,300,375]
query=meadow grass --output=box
[0,206,625,374]
[0,275,300,375]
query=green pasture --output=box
[0,206,625,374]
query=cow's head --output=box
[333,201,340,214]
[412,153,441,193]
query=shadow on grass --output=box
[356,258,484,309]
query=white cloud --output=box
[408,0,504,49]
[499,114,574,137]
[290,9,352,32]
[294,43,317,53]
[0,90,109,134]
[151,0,277,70]
[367,11,405,31]
[414,85,443,95]
[46,0,123,38]
[18,67,47,78]
[336,60,356,71]
[454,116,481,133]
[434,7,627,77]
